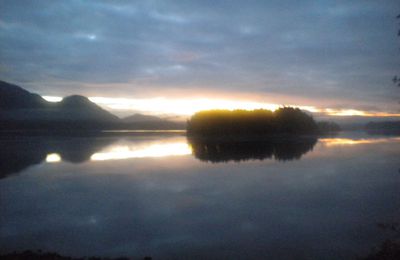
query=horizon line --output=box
[42,95,400,118]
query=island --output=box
[186,108,341,162]
[187,107,328,136]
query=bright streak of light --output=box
[320,137,400,146]
[323,109,367,116]
[46,153,62,163]
[41,95,400,117]
[89,97,283,115]
[90,142,192,161]
[322,109,400,117]
[43,96,63,102]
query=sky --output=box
[0,0,399,118]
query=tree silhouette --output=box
[187,107,319,136]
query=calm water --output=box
[0,132,399,259]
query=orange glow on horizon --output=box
[42,95,400,118]
[320,137,400,146]
[89,96,282,115]
[320,108,400,117]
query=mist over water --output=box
[0,133,399,259]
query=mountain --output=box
[0,80,118,130]
[123,113,164,123]
[0,80,186,131]
[122,113,186,130]
[365,121,400,135]
[0,80,48,109]
[53,95,119,122]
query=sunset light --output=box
[43,96,63,102]
[320,137,400,146]
[45,153,62,163]
[89,96,281,116]
[42,95,400,118]
[2,1,400,258]
[90,141,191,161]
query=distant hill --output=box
[0,80,48,109]
[120,113,184,129]
[0,81,118,130]
[121,113,185,130]
[316,121,341,134]
[123,113,164,122]
[365,121,400,135]
[0,80,184,131]
[0,81,118,126]
[53,95,119,122]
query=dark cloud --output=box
[0,0,399,111]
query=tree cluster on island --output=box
[187,107,340,136]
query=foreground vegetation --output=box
[187,107,335,136]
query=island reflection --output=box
[188,136,317,162]
[3,134,397,179]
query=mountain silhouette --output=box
[0,80,184,131]
[0,80,48,109]
[0,81,117,125]
[365,121,400,135]
[123,113,163,122]
[53,95,119,122]
[122,113,185,130]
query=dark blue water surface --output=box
[0,132,399,259]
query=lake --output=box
[0,132,399,259]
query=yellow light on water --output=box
[46,153,62,163]
[90,142,192,161]
[320,137,400,146]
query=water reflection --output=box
[91,141,191,161]
[0,137,114,179]
[320,137,400,146]
[1,135,399,180]
[0,139,47,179]
[0,136,193,179]
[188,137,317,162]
[0,133,399,259]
